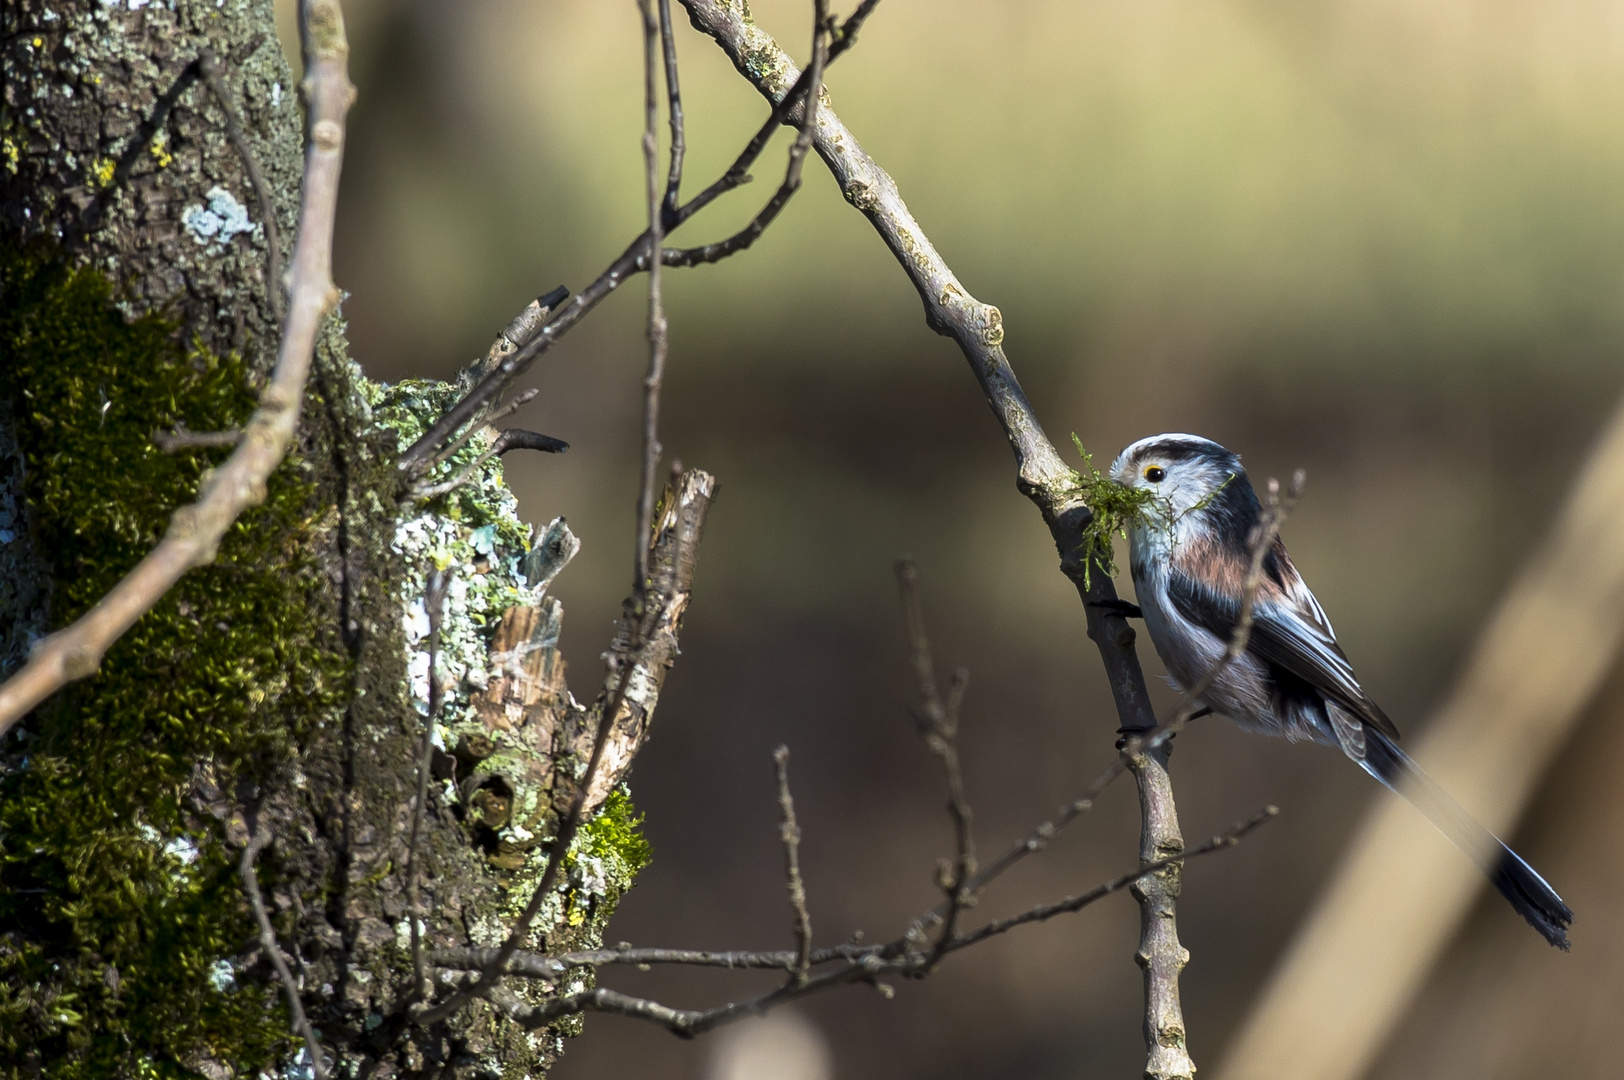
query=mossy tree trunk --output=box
[2,4,660,1077]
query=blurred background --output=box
[277,1,1624,1076]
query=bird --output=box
[1107,432,1574,949]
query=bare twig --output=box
[197,47,283,322]
[635,0,670,603]
[436,807,1275,1040]
[420,387,540,477]
[658,0,686,218]
[404,569,451,1000]
[0,0,355,736]
[662,0,830,268]
[430,943,878,977]
[409,428,568,501]
[893,561,976,965]
[152,427,243,452]
[943,807,1279,953]
[772,746,814,982]
[242,825,328,1080]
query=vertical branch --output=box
[1123,745,1192,1080]
[404,568,451,998]
[657,0,687,219]
[772,746,814,983]
[635,0,669,602]
[1122,472,1301,1080]
[894,561,977,966]
[242,826,328,1080]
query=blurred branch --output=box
[894,560,975,968]
[0,0,355,736]
[152,427,243,452]
[1218,397,1624,1080]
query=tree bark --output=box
[1,3,685,1076]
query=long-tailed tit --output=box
[1109,433,1573,948]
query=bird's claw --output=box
[1089,599,1143,620]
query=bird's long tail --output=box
[1357,727,1573,949]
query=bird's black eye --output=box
[1144,466,1166,483]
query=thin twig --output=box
[0,0,355,736]
[410,428,569,501]
[662,0,830,269]
[443,807,1275,1040]
[635,0,670,603]
[241,825,328,1080]
[422,387,540,477]
[152,428,243,452]
[892,561,976,966]
[404,569,451,1000]
[198,47,283,322]
[658,0,686,219]
[940,807,1279,954]
[772,746,814,982]
[430,943,880,977]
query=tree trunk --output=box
[2,3,670,1076]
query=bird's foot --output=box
[1089,599,1143,620]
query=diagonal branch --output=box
[0,0,356,736]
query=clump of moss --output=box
[0,245,348,1078]
[573,789,653,884]
[1066,435,1159,585]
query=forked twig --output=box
[242,825,328,1080]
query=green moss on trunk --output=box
[0,245,348,1078]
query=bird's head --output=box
[1109,434,1250,529]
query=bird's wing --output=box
[1165,566,1401,741]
